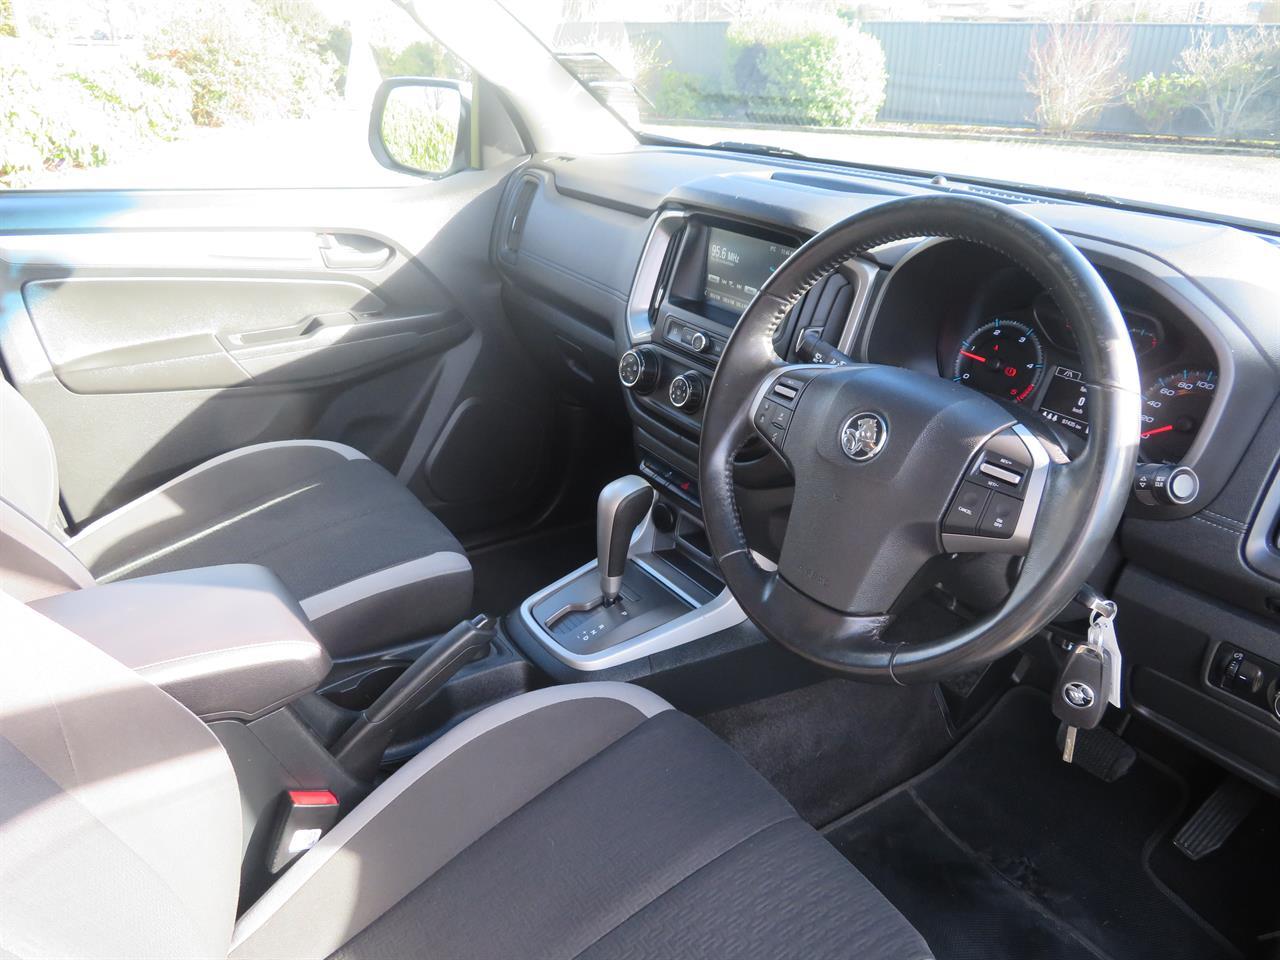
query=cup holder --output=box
[321,663,408,711]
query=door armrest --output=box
[32,564,330,721]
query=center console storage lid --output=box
[32,564,330,721]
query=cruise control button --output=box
[977,491,1021,539]
[942,483,991,535]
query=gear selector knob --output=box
[597,475,655,604]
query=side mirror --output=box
[369,78,470,178]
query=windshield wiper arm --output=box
[707,140,808,160]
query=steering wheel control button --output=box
[977,491,1021,538]
[979,462,1023,486]
[839,412,888,462]
[942,483,992,535]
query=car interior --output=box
[3,6,1280,960]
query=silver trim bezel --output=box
[626,210,688,345]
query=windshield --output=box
[507,1,1280,228]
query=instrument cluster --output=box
[948,291,1216,463]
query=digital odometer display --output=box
[703,228,795,316]
[1038,366,1089,437]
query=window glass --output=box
[0,0,469,189]
[508,0,1280,227]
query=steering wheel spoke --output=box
[938,424,1052,557]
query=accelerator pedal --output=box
[1173,776,1260,862]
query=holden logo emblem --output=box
[840,413,887,462]
[1062,681,1095,709]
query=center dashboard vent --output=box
[785,270,855,354]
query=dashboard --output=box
[493,146,1280,796]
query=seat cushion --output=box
[67,441,471,657]
[231,683,933,960]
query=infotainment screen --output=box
[1038,366,1089,437]
[703,228,796,316]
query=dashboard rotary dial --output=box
[952,319,1045,404]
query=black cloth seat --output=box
[2,595,932,960]
[231,684,934,960]
[2,372,473,659]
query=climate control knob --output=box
[669,371,705,412]
[618,347,660,394]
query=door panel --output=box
[0,162,555,536]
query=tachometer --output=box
[1140,368,1216,462]
[953,319,1045,404]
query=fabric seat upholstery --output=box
[232,684,934,960]
[1,595,933,960]
[1,380,471,657]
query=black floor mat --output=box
[467,522,594,617]
[702,678,955,828]
[826,687,1241,960]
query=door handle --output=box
[317,233,392,271]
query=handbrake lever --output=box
[333,615,495,781]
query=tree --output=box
[1027,23,1129,136]
[1178,28,1280,140]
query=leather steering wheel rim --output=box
[699,194,1141,683]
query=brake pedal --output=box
[1173,777,1260,861]
[1053,723,1136,782]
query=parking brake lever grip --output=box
[333,615,495,781]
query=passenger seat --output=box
[0,380,471,657]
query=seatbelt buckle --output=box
[268,789,340,874]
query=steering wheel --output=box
[699,195,1141,683]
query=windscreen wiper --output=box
[707,140,808,160]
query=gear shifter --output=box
[597,475,655,604]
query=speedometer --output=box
[1140,368,1216,462]
[953,319,1045,404]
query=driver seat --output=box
[0,593,932,960]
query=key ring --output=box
[1088,598,1117,626]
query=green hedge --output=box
[1,0,341,187]
[726,18,886,128]
[645,19,886,129]
[381,96,459,173]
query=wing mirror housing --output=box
[369,77,470,178]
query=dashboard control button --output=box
[1132,463,1199,506]
[977,491,1021,538]
[618,347,660,393]
[689,330,709,353]
[942,483,991,535]
[669,371,705,412]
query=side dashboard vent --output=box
[500,176,540,264]
[649,224,685,325]
[785,270,855,352]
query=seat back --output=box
[1,382,93,600]
[0,591,242,959]
[1,379,60,530]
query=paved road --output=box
[657,124,1280,227]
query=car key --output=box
[1053,640,1111,763]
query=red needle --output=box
[960,349,987,363]
[1141,424,1174,438]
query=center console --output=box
[515,209,873,672]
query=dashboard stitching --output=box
[1201,508,1247,530]
[1191,513,1245,537]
